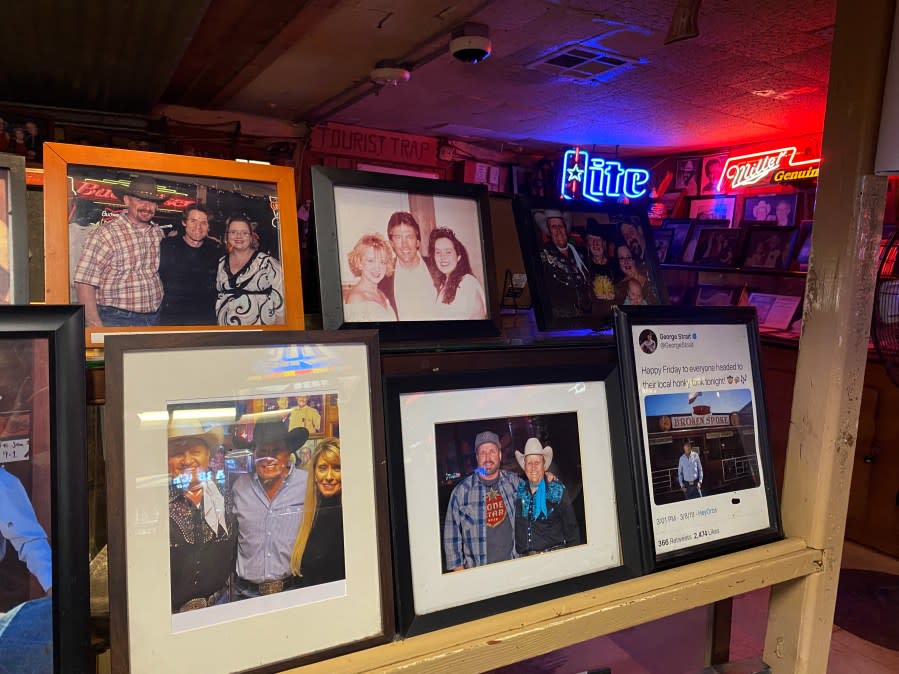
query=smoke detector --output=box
[370,63,411,86]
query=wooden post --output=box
[763,0,894,671]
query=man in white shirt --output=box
[677,439,704,499]
[379,211,436,320]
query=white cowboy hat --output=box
[533,209,573,236]
[515,437,553,471]
[167,418,224,450]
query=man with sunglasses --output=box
[231,419,309,599]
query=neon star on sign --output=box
[717,146,821,191]
[560,148,650,202]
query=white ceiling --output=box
[215,0,835,156]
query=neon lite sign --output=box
[560,148,650,201]
[717,146,821,191]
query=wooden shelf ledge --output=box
[288,537,821,674]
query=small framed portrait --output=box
[513,197,668,331]
[679,219,731,263]
[103,330,394,673]
[384,362,643,635]
[0,306,89,672]
[0,152,28,303]
[311,166,498,341]
[42,143,304,347]
[692,227,742,268]
[741,193,798,227]
[695,285,738,307]
[687,196,736,226]
[653,228,675,264]
[673,158,700,196]
[796,220,814,271]
[661,218,694,263]
[614,305,782,569]
[700,154,728,195]
[742,225,800,270]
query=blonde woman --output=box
[343,233,398,322]
[289,438,344,585]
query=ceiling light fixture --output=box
[370,62,411,87]
[664,0,702,45]
[450,23,492,64]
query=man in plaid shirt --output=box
[73,174,165,327]
[443,431,522,570]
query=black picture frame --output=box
[513,197,668,331]
[742,225,800,270]
[384,361,644,636]
[694,286,738,307]
[692,227,742,268]
[613,305,783,570]
[687,195,736,225]
[680,219,731,263]
[104,330,394,674]
[0,305,89,673]
[653,228,675,264]
[661,218,694,263]
[310,165,499,341]
[742,193,799,227]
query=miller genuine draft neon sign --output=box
[560,148,650,201]
[717,146,820,191]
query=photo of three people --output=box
[165,393,343,624]
[65,168,285,329]
[334,186,489,323]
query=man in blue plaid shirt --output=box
[443,431,522,570]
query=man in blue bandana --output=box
[513,438,580,555]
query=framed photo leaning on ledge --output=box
[104,330,393,674]
[384,360,644,635]
[42,143,304,348]
[614,305,782,570]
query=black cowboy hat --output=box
[111,174,166,202]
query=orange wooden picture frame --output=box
[42,143,304,346]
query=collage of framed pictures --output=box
[383,362,643,635]
[41,143,304,347]
[0,152,28,304]
[103,330,394,673]
[310,166,499,341]
[0,306,89,673]
[513,197,668,331]
[614,306,783,569]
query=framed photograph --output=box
[311,166,498,341]
[384,362,643,635]
[653,228,675,264]
[672,158,700,196]
[688,196,736,226]
[746,293,802,330]
[741,193,798,226]
[614,306,782,569]
[700,153,728,195]
[661,218,694,263]
[692,227,742,268]
[0,109,52,164]
[742,225,800,270]
[695,286,737,307]
[796,220,814,271]
[680,219,731,263]
[103,330,393,673]
[0,152,28,303]
[0,306,89,672]
[513,197,668,331]
[42,143,304,347]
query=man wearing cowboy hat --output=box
[231,418,309,599]
[537,209,591,319]
[73,174,166,327]
[167,418,235,612]
[514,438,580,555]
[158,204,223,325]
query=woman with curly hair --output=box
[428,227,486,320]
[343,232,397,322]
[289,438,344,586]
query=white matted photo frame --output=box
[0,152,29,303]
[311,165,499,341]
[103,330,393,673]
[384,361,644,635]
[613,306,782,570]
[42,143,304,347]
[688,195,736,226]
